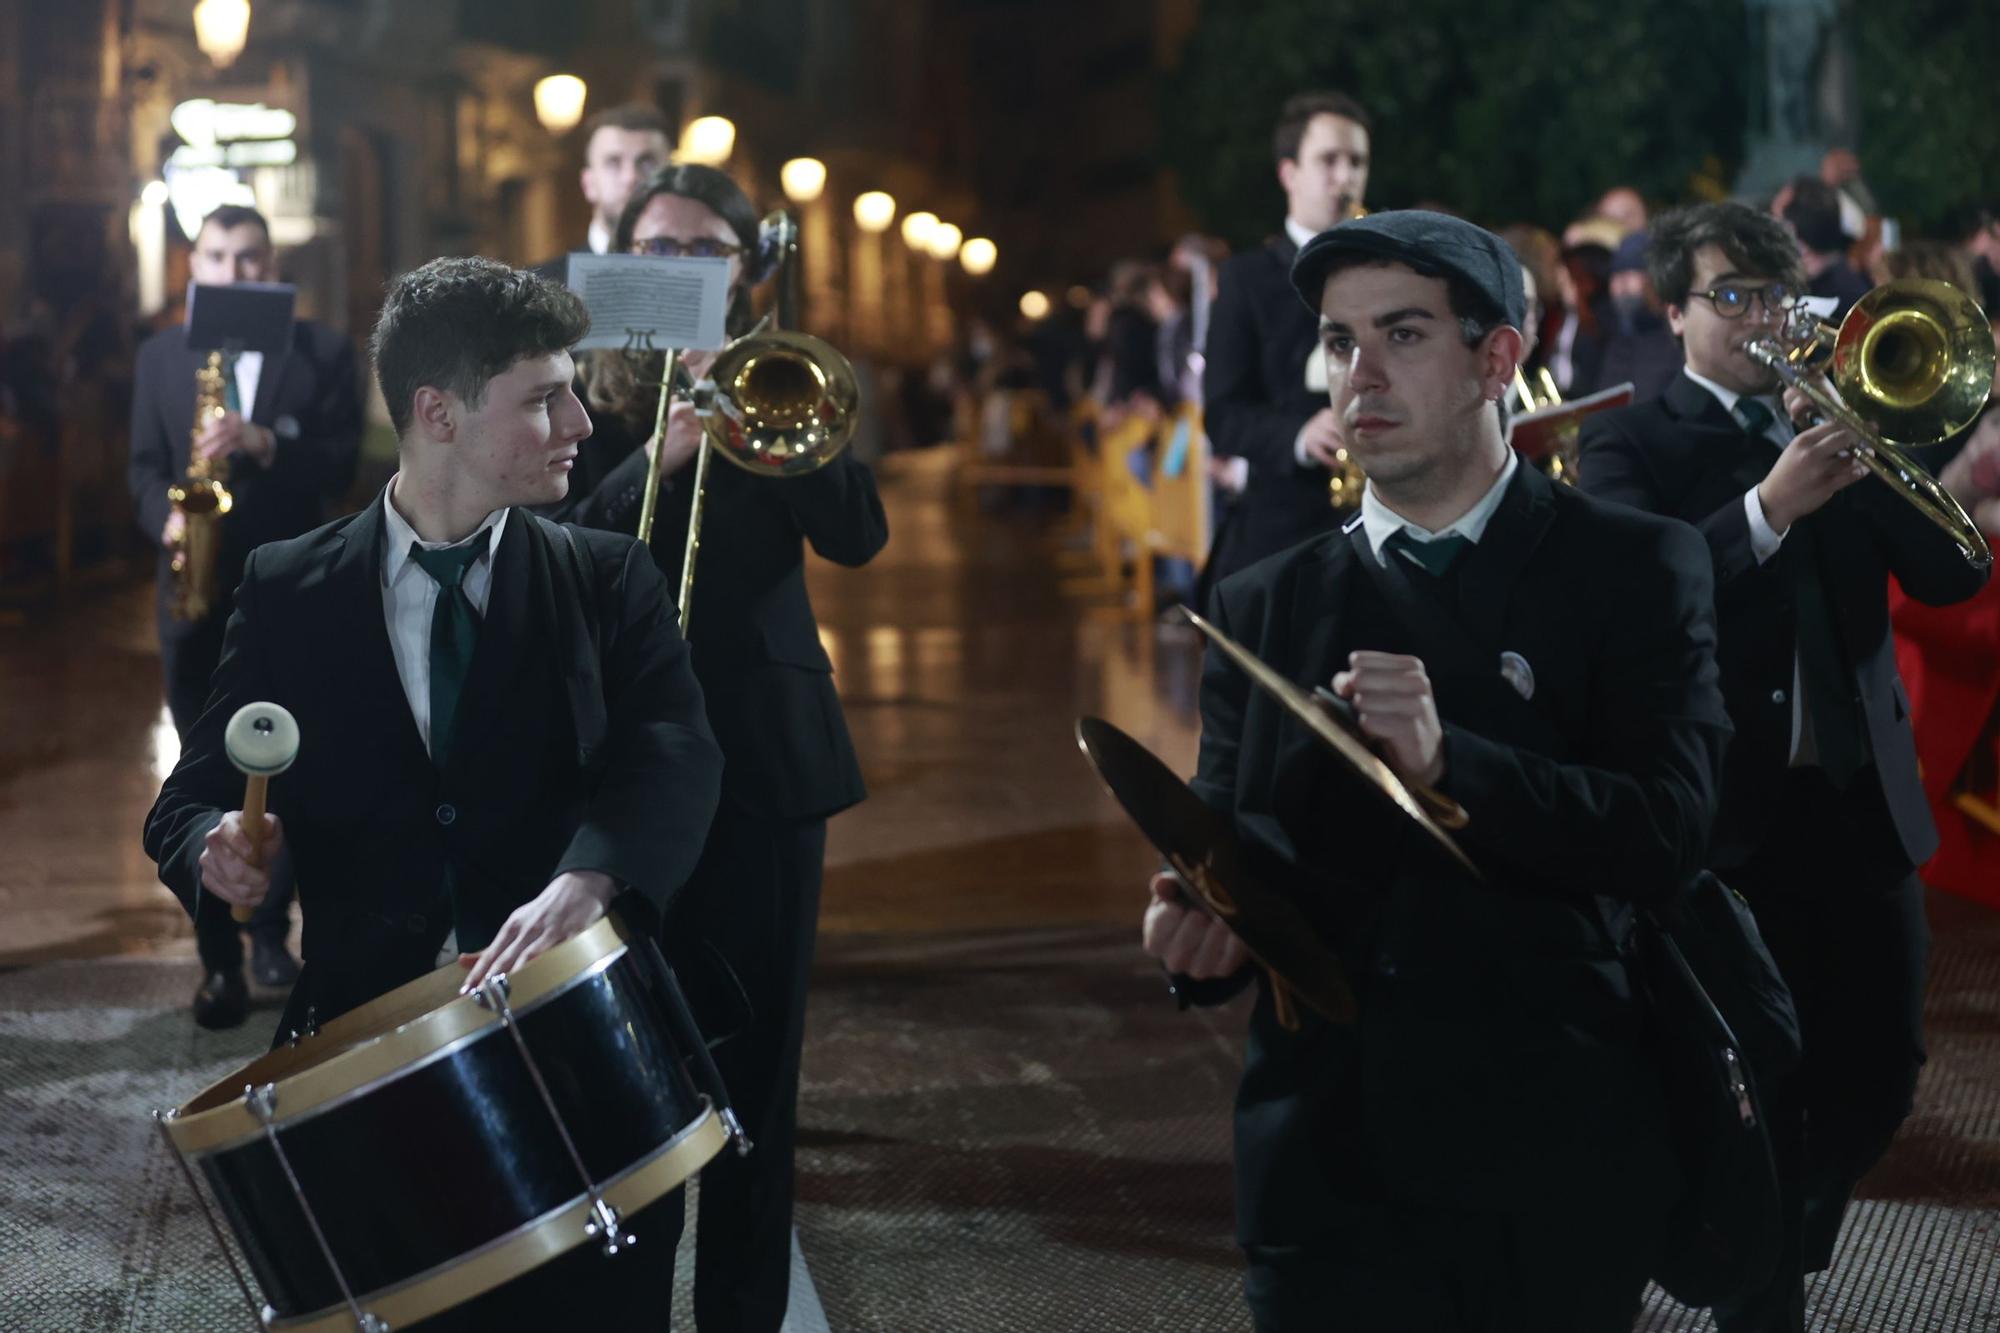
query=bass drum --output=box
[159,913,732,1330]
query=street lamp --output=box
[192,0,250,68]
[679,116,736,167]
[960,238,997,276]
[853,191,896,233]
[1019,291,1051,320]
[533,75,588,135]
[926,222,963,262]
[781,158,827,205]
[900,211,938,251]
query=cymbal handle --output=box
[232,775,270,924]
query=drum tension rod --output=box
[473,972,637,1257]
[152,1107,272,1332]
[244,1082,390,1333]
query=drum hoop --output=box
[168,916,632,1157]
[266,1104,728,1332]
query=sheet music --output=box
[566,253,730,352]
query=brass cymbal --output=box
[1179,608,1480,878]
[1075,716,1358,1025]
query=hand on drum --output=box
[1142,870,1249,979]
[198,810,283,908]
[459,870,617,994]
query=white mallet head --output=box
[224,702,300,778]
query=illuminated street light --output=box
[959,238,997,275]
[781,158,827,204]
[900,211,939,251]
[1019,291,1051,320]
[853,191,896,233]
[534,75,588,135]
[926,222,963,262]
[679,116,737,166]
[192,0,250,68]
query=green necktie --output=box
[222,353,243,415]
[1385,528,1474,578]
[1735,397,1777,441]
[410,534,488,768]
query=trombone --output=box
[1745,278,1994,570]
[632,212,861,633]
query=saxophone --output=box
[167,350,235,620]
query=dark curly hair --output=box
[1647,202,1807,311]
[371,256,589,435]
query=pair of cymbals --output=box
[1078,612,1483,1025]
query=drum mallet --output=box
[223,701,299,924]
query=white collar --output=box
[380,478,509,587]
[1283,216,1319,252]
[1359,449,1519,563]
[587,217,614,256]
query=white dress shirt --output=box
[587,217,613,256]
[231,350,264,419]
[1358,449,1519,564]
[380,481,509,759]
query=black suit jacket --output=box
[553,403,887,822]
[127,320,363,638]
[1197,463,1729,1243]
[143,497,724,1039]
[1202,235,1340,580]
[1577,371,1987,870]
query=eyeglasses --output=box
[632,237,743,260]
[1690,282,1793,320]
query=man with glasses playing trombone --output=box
[1578,201,1989,1333]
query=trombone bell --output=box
[702,329,859,476]
[1828,279,1995,447]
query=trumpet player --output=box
[1200,92,1373,594]
[126,204,362,1029]
[1578,201,1990,1333]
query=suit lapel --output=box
[249,326,297,426]
[1457,463,1558,653]
[445,512,542,782]
[331,492,429,765]
[1664,371,1772,495]
[1270,537,1354,828]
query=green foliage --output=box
[1164,0,1753,244]
[1851,0,2000,234]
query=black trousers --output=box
[1243,1195,1662,1332]
[1713,771,1931,1333]
[164,610,296,974]
[656,804,826,1333]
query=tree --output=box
[1851,0,2000,236]
[1164,0,1751,245]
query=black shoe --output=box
[192,970,249,1030]
[250,936,301,988]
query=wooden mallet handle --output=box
[232,775,272,923]
[223,702,300,925]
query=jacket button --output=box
[405,913,428,935]
[436,803,457,826]
[1770,689,1788,706]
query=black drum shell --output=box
[192,944,707,1319]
